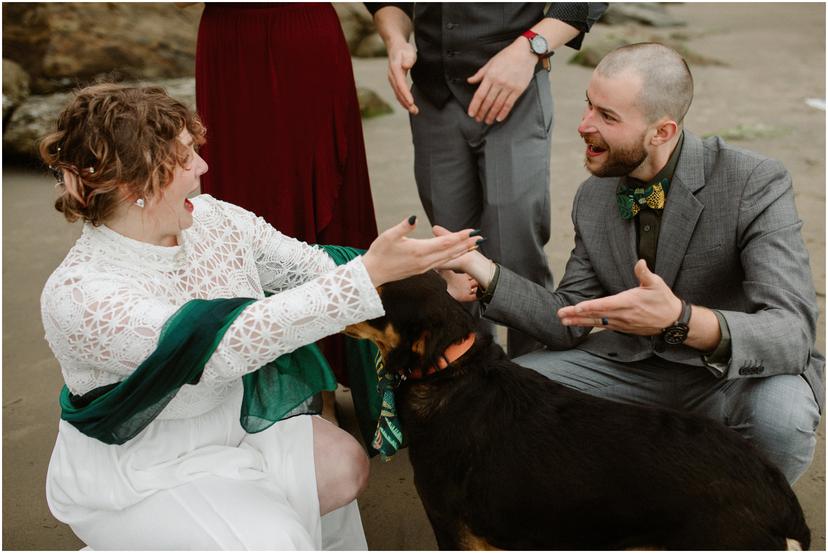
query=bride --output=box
[39,83,481,550]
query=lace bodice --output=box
[41,195,383,419]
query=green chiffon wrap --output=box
[59,245,383,452]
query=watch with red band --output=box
[521,30,554,71]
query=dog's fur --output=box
[345,272,810,550]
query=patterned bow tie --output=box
[617,178,669,219]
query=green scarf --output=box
[59,245,387,453]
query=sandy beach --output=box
[3,3,824,550]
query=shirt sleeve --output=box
[702,310,732,377]
[546,2,609,50]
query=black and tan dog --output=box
[345,271,810,550]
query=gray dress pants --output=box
[515,348,821,484]
[410,72,555,358]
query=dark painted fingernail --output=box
[408,215,417,225]
[469,229,483,237]
[475,237,487,244]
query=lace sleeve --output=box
[41,272,179,393]
[214,198,336,293]
[203,257,383,383]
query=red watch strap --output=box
[522,30,538,40]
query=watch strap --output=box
[676,299,692,326]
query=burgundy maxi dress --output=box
[196,3,379,385]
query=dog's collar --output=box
[405,333,476,381]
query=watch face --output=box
[663,324,689,345]
[530,35,548,55]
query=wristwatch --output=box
[661,299,692,345]
[521,30,554,72]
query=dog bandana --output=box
[616,178,669,219]
[371,350,405,459]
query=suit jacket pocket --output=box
[681,244,723,270]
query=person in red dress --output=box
[195,3,379,422]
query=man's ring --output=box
[601,317,609,326]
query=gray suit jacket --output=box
[484,131,824,411]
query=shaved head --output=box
[596,42,694,125]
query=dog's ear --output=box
[412,331,430,356]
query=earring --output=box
[134,198,145,208]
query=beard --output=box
[585,135,648,178]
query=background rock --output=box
[332,2,385,58]
[3,78,195,160]
[353,33,387,58]
[357,86,392,118]
[569,32,726,68]
[2,3,200,95]
[2,59,30,121]
[599,3,686,27]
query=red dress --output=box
[196,3,378,384]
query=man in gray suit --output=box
[440,42,822,483]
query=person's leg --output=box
[685,373,820,484]
[243,414,369,549]
[513,348,680,409]
[308,416,370,515]
[479,72,555,358]
[410,85,497,341]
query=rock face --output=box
[3,78,195,160]
[2,3,201,95]
[332,2,386,58]
[599,4,686,28]
[357,87,393,119]
[569,33,725,68]
[2,59,30,121]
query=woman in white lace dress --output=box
[39,83,481,550]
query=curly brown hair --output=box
[39,83,206,225]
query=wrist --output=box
[512,37,540,63]
[361,252,385,287]
[386,35,411,51]
[470,254,496,288]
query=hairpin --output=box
[134,198,145,208]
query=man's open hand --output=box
[557,260,683,334]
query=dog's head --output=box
[344,271,477,375]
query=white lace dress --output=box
[41,195,384,550]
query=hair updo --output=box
[39,83,206,225]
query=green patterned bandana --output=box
[370,351,404,460]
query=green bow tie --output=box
[617,178,669,219]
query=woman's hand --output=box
[439,269,479,302]
[362,216,482,287]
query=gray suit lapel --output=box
[606,177,640,290]
[656,132,706,287]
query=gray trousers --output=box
[410,73,555,358]
[515,348,820,484]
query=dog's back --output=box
[400,340,810,549]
